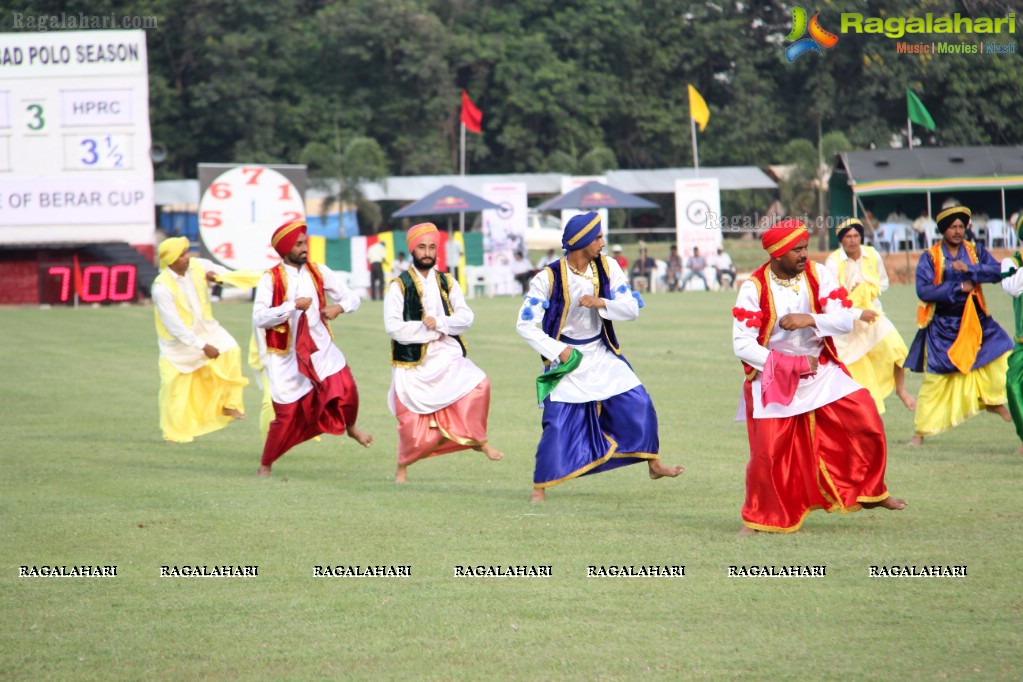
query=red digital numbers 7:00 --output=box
[42,263,138,303]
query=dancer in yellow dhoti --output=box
[152,237,248,443]
[825,218,915,413]
[906,205,1013,445]
[248,332,275,442]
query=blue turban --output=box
[562,212,602,252]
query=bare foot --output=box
[530,488,545,503]
[222,407,246,419]
[907,435,924,447]
[395,465,407,484]
[473,443,503,461]
[648,459,684,479]
[738,526,758,536]
[896,389,916,411]
[346,425,374,447]
[1018,445,1023,456]
[985,404,1012,422]
[257,465,271,477]
[862,496,907,510]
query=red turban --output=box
[271,219,306,257]
[407,222,439,252]
[761,219,809,257]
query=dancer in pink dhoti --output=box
[384,222,503,483]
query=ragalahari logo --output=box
[785,8,840,62]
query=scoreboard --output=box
[0,30,153,245]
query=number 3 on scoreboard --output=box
[25,103,45,131]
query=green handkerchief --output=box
[535,349,582,404]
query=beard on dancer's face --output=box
[413,255,435,271]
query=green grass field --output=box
[2,281,1021,680]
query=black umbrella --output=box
[535,181,658,211]
[392,184,502,218]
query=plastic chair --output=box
[986,219,1007,248]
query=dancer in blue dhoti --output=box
[516,212,684,502]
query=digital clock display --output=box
[39,262,138,304]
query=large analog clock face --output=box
[198,166,306,270]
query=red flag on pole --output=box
[72,253,84,298]
[461,89,483,134]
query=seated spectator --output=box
[679,246,709,292]
[536,248,557,270]
[711,247,736,289]
[665,245,683,292]
[912,210,937,249]
[510,251,535,294]
[630,245,656,292]
[611,244,628,270]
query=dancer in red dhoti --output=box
[732,219,906,534]
[253,220,373,476]
[384,222,502,483]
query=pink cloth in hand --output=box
[761,352,813,406]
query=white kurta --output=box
[516,258,641,403]
[252,262,360,405]
[384,267,486,415]
[1001,257,1023,297]
[733,263,863,419]
[152,258,239,374]
[824,247,895,364]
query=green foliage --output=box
[16,1,1016,179]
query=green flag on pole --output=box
[907,89,936,131]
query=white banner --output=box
[674,177,722,262]
[0,30,152,246]
[481,182,527,295]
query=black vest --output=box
[391,269,467,367]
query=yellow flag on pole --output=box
[688,84,709,132]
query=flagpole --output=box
[691,117,699,177]
[907,118,913,150]
[459,121,466,234]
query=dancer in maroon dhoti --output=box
[732,219,906,533]
[253,220,373,476]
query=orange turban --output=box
[407,222,439,252]
[271,219,306,257]
[761,219,809,257]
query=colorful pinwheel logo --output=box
[785,8,839,62]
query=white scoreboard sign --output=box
[0,30,153,245]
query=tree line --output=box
[8,0,1023,223]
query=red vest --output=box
[738,261,843,381]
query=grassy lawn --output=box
[2,280,1021,680]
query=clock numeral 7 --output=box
[242,167,264,185]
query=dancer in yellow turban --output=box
[824,218,915,414]
[152,237,248,443]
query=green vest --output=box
[391,269,467,367]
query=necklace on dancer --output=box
[568,261,598,286]
[770,269,803,294]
